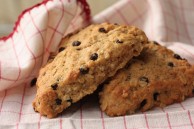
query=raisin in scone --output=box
[99,41,194,116]
[33,23,148,118]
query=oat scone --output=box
[99,41,194,116]
[33,23,148,118]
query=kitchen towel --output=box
[0,0,194,129]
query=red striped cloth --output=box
[0,0,194,129]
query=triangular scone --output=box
[33,23,148,118]
[99,41,194,116]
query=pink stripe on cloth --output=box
[0,62,1,81]
[177,45,194,59]
[144,113,150,129]
[168,0,180,41]
[0,90,6,114]
[166,113,172,129]
[37,115,41,129]
[114,8,129,25]
[11,38,21,83]
[100,111,105,129]
[29,12,45,44]
[45,0,66,53]
[128,0,148,25]
[180,103,186,110]
[48,26,64,36]
[179,0,193,44]
[123,116,127,129]
[188,111,194,129]
[80,103,83,129]
[159,1,168,41]
[16,84,26,129]
[60,115,63,129]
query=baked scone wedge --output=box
[33,23,148,118]
[99,41,194,116]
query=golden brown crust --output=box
[99,41,194,116]
[33,23,148,118]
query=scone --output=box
[33,23,148,118]
[99,41,194,116]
